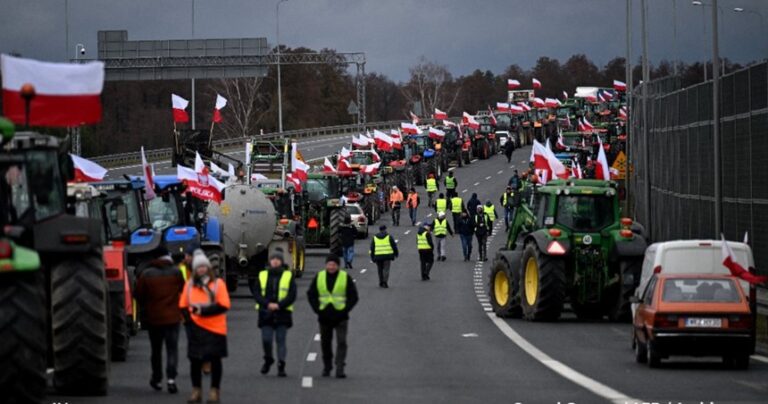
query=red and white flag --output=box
[496,102,510,112]
[337,158,352,172]
[370,147,381,162]
[141,146,156,200]
[531,140,568,184]
[323,157,337,173]
[556,133,566,150]
[463,112,479,129]
[373,129,394,151]
[443,120,457,127]
[70,154,107,182]
[400,122,419,135]
[352,134,370,148]
[721,236,768,284]
[582,116,594,131]
[428,127,445,140]
[507,79,520,89]
[487,107,497,125]
[532,78,542,89]
[532,97,546,108]
[594,136,611,181]
[361,162,381,175]
[545,98,559,108]
[1,54,104,126]
[291,142,309,182]
[613,80,627,91]
[509,104,524,114]
[389,129,402,149]
[172,94,190,123]
[339,146,351,160]
[286,172,302,192]
[409,111,420,125]
[212,94,227,123]
[573,159,583,179]
[433,108,447,120]
[177,162,225,204]
[619,106,628,120]
[518,102,531,112]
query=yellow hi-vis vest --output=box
[373,235,394,256]
[417,232,431,250]
[317,270,348,311]
[502,192,514,207]
[435,198,447,213]
[450,197,463,213]
[445,176,456,189]
[426,178,438,192]
[256,270,294,311]
[484,204,496,221]
[434,218,448,236]
[179,263,189,282]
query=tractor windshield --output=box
[555,195,615,232]
[306,178,340,202]
[350,153,372,166]
[147,193,181,231]
[26,151,66,221]
[1,163,32,225]
[104,192,143,238]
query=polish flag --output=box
[564,113,572,128]
[532,97,546,108]
[371,147,381,162]
[577,118,587,132]
[177,163,225,204]
[361,162,381,175]
[544,98,559,108]
[172,94,190,123]
[291,142,309,182]
[337,158,352,172]
[531,140,568,183]
[410,111,420,125]
[509,104,524,114]
[1,54,104,126]
[70,154,107,182]
[507,79,520,89]
[599,90,614,102]
[487,107,497,125]
[373,129,394,151]
[428,127,445,140]
[582,116,594,131]
[212,94,227,123]
[721,236,768,285]
[339,146,351,160]
[465,113,480,130]
[619,106,628,120]
[390,129,402,149]
[562,91,568,100]
[532,78,542,89]
[585,94,598,103]
[209,161,230,177]
[443,120,457,127]
[613,80,627,91]
[594,136,611,181]
[352,134,369,148]
[496,102,510,112]
[433,108,447,120]
[141,146,156,200]
[286,173,302,192]
[401,122,419,135]
[517,102,531,112]
[323,157,337,173]
[556,133,566,150]
[573,159,583,179]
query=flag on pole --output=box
[291,142,309,182]
[518,102,531,112]
[373,129,394,151]
[562,91,568,100]
[410,111,420,125]
[428,127,445,140]
[212,94,227,123]
[141,146,156,200]
[496,102,510,112]
[339,146,351,160]
[507,79,520,89]
[286,173,302,192]
[487,106,497,125]
[323,157,337,173]
[390,129,402,149]
[532,78,542,89]
[613,80,627,91]
[361,162,381,174]
[400,122,420,135]
[177,163,225,204]
[433,108,447,120]
[70,154,107,182]
[532,97,546,108]
[721,236,768,284]
[594,136,611,181]
[172,94,190,123]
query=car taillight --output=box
[728,314,753,329]
[654,314,679,328]
[358,216,366,223]
[0,240,12,260]
[546,241,566,255]
[62,234,90,244]
[653,265,662,274]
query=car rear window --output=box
[662,278,741,303]
[345,205,362,215]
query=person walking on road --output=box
[370,225,398,288]
[389,186,404,226]
[467,193,481,216]
[473,206,492,261]
[504,137,515,163]
[416,223,435,280]
[307,254,359,379]
[253,253,297,378]
[499,186,516,232]
[456,211,475,262]
[340,217,357,269]
[450,194,464,228]
[508,170,521,190]
[444,171,458,198]
[433,212,454,261]
[179,250,231,404]
[435,193,448,215]
[406,187,420,226]
[425,173,438,207]
[135,247,185,394]
[483,200,497,235]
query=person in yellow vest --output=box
[499,186,516,231]
[307,254,359,378]
[483,200,497,235]
[416,222,435,280]
[444,171,458,198]
[425,173,438,207]
[433,212,454,261]
[435,193,448,214]
[369,225,399,288]
[449,194,464,228]
[252,253,297,378]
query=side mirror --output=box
[116,204,128,228]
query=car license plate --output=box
[685,318,722,328]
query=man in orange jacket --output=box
[389,186,404,226]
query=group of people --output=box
[135,245,358,403]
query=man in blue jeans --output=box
[339,217,357,269]
[455,211,475,262]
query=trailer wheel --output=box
[52,256,109,396]
[329,208,345,257]
[0,271,47,403]
[109,289,129,362]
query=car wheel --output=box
[634,336,647,364]
[646,341,661,368]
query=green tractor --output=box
[0,118,109,401]
[302,173,350,256]
[489,179,646,322]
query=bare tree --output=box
[402,57,461,118]
[208,77,271,138]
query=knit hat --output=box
[269,252,285,264]
[325,254,341,265]
[192,249,211,270]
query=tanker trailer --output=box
[207,183,304,293]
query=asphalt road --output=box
[51,147,768,404]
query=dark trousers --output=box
[408,207,418,225]
[504,207,515,229]
[261,325,288,362]
[320,320,348,370]
[452,213,461,229]
[376,260,391,284]
[148,323,180,382]
[419,251,434,279]
[191,358,222,389]
[392,207,401,226]
[446,188,457,198]
[476,234,488,260]
[459,234,473,260]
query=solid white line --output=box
[752,355,768,364]
[486,314,640,404]
[473,182,480,186]
[307,352,318,362]
[314,333,320,342]
[404,230,411,235]
[302,376,313,388]
[485,176,492,180]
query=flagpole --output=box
[209,120,215,149]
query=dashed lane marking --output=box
[314,333,320,342]
[752,355,768,364]
[360,268,367,274]
[483,307,493,312]
[520,160,526,164]
[404,230,411,235]
[497,170,503,175]
[461,189,468,194]
[427,213,433,217]
[485,176,492,180]
[473,182,480,186]
[471,159,478,163]
[307,352,318,362]
[302,376,313,388]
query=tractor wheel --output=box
[520,243,566,321]
[329,208,345,257]
[0,271,47,404]
[52,256,109,396]
[489,258,522,318]
[607,259,643,322]
[109,289,130,362]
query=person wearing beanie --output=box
[370,225,398,288]
[179,250,230,404]
[432,211,454,262]
[135,246,185,394]
[307,254,359,378]
[339,217,357,270]
[473,206,492,261]
[252,252,297,378]
[416,223,435,280]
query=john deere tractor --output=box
[489,179,646,322]
[302,173,349,256]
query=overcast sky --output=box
[1,0,766,81]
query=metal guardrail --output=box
[91,118,442,167]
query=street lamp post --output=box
[733,7,766,53]
[641,0,651,234]
[276,0,289,133]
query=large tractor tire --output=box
[109,289,130,362]
[0,271,47,404]
[607,259,643,322]
[52,257,109,396]
[489,258,522,318]
[329,208,345,257]
[520,243,566,321]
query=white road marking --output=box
[314,333,320,341]
[471,159,478,163]
[462,333,479,338]
[497,170,503,175]
[307,352,318,362]
[427,213,433,217]
[483,307,493,312]
[486,314,640,404]
[473,182,480,186]
[509,166,515,169]
[477,298,490,302]
[461,189,468,194]
[448,167,456,172]
[752,355,768,364]
[404,230,411,235]
[485,176,492,180]
[360,268,367,274]
[520,160,527,164]
[302,376,313,388]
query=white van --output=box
[633,240,755,315]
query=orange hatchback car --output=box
[632,274,754,368]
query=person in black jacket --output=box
[473,205,492,261]
[252,253,297,377]
[339,217,357,269]
[455,211,475,262]
[307,255,359,378]
[369,225,399,288]
[467,193,481,215]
